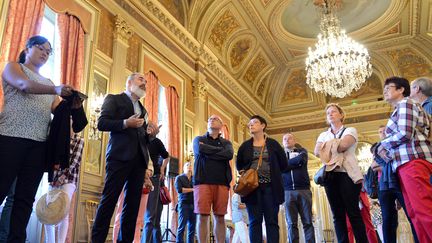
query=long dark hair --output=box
[18,35,51,64]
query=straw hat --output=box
[36,189,70,225]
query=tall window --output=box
[157,85,169,144]
[39,6,61,85]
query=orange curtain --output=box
[57,12,85,243]
[144,71,160,122]
[57,13,85,89]
[166,86,180,239]
[0,0,44,111]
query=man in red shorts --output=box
[192,114,233,243]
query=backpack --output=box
[364,167,378,199]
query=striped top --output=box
[0,64,55,141]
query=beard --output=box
[131,84,146,98]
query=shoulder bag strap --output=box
[256,138,266,169]
[338,127,347,139]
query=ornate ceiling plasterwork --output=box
[279,69,311,105]
[238,0,287,63]
[229,37,254,71]
[123,0,432,130]
[385,47,432,81]
[243,53,269,86]
[376,21,402,38]
[129,0,268,119]
[207,10,241,53]
[269,0,406,48]
[281,0,392,38]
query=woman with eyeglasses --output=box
[375,76,432,242]
[0,35,73,241]
[236,115,288,243]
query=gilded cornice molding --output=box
[270,102,391,127]
[132,0,217,65]
[114,15,133,43]
[369,35,413,50]
[238,0,287,63]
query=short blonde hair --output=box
[325,103,345,123]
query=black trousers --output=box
[0,135,46,243]
[91,151,146,243]
[143,175,163,243]
[324,172,367,243]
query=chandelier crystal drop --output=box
[305,1,372,98]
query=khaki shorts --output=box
[193,184,229,216]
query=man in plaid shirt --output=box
[45,133,85,243]
[376,76,432,243]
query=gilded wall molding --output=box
[409,0,420,35]
[192,79,208,99]
[270,101,391,127]
[238,116,249,128]
[114,15,133,43]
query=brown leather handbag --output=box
[234,142,265,197]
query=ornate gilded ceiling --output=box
[156,0,432,128]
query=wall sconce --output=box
[185,145,194,162]
[88,92,105,141]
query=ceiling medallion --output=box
[305,0,372,98]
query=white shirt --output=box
[316,126,358,172]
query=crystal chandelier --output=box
[305,0,372,98]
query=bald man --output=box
[193,115,233,243]
[281,133,315,243]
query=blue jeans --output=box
[246,184,280,243]
[378,189,419,243]
[0,179,17,242]
[284,189,315,243]
[176,203,195,243]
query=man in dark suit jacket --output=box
[91,73,159,243]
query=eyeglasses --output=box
[33,44,53,56]
[208,117,221,122]
[383,85,397,92]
